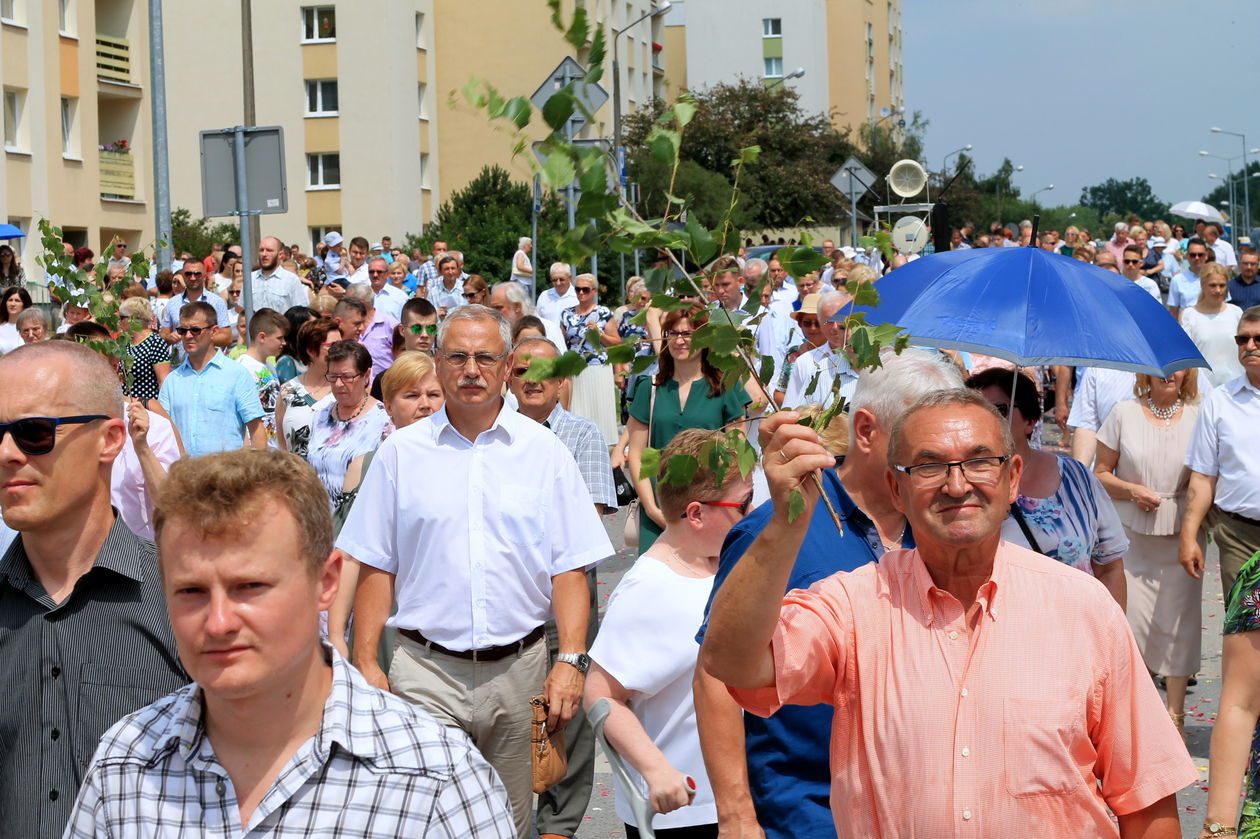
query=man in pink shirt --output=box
[702,389,1197,838]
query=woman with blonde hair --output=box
[1181,262,1243,388]
[1094,369,1202,733]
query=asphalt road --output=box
[571,503,1231,839]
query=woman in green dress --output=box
[627,305,753,554]
[1204,552,1260,838]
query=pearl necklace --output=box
[1147,397,1181,426]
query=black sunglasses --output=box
[174,326,211,336]
[0,415,109,456]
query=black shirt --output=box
[0,517,186,839]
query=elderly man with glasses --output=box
[337,305,612,839]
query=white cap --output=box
[324,231,343,247]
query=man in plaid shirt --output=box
[63,449,514,838]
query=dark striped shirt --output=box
[0,516,186,839]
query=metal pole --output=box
[531,174,540,300]
[612,36,624,191]
[240,0,260,268]
[147,0,172,271]
[1242,135,1252,241]
[233,127,255,328]
[848,173,858,248]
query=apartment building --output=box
[662,0,903,135]
[1,0,153,276]
[163,1,668,251]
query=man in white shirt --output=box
[368,256,408,322]
[251,236,310,314]
[337,306,613,839]
[1181,306,1260,597]
[1122,244,1162,301]
[1203,221,1238,271]
[429,254,467,316]
[782,291,857,409]
[536,263,578,323]
[344,236,371,285]
[1168,238,1213,321]
[766,256,798,315]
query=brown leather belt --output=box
[399,625,545,662]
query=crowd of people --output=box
[1,213,1259,839]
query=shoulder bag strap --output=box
[1009,502,1043,554]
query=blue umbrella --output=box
[842,247,1207,377]
[0,224,25,239]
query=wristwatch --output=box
[556,652,591,674]
[1202,822,1238,837]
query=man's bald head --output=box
[0,341,123,419]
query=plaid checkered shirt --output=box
[62,645,515,838]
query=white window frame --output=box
[304,79,338,116]
[3,89,24,152]
[415,12,425,48]
[307,153,340,189]
[762,18,781,37]
[58,0,75,35]
[763,57,783,79]
[310,226,340,251]
[0,0,17,24]
[418,82,427,120]
[60,96,80,158]
[419,153,430,190]
[300,6,335,43]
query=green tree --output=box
[1202,159,1260,234]
[170,207,239,258]
[1079,177,1164,222]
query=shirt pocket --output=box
[75,664,184,772]
[493,482,544,548]
[1003,697,1083,797]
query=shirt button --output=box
[960,747,969,757]
[49,790,59,801]
[948,630,959,640]
[216,781,226,797]
[51,728,60,741]
[962,809,972,820]
[961,687,968,697]
[50,666,60,678]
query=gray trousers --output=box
[535,568,600,837]
[1208,505,1260,599]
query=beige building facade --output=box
[662,0,903,137]
[162,1,668,253]
[1,0,154,279]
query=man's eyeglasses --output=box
[990,402,1011,418]
[325,372,365,383]
[408,323,438,335]
[0,415,109,456]
[893,455,1012,486]
[664,329,695,340]
[174,325,211,336]
[441,350,508,369]
[1234,335,1260,347]
[1187,251,1209,259]
[368,269,388,275]
[229,289,241,296]
[182,271,205,278]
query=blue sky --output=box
[903,0,1257,213]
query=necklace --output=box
[1147,397,1181,426]
[333,395,369,427]
[657,545,712,579]
[880,521,907,553]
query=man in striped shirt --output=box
[64,449,514,838]
[0,341,187,839]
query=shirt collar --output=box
[430,400,520,445]
[910,544,1004,625]
[544,402,568,427]
[182,349,225,371]
[0,513,150,600]
[1226,374,1260,396]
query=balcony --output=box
[99,150,135,199]
[95,34,130,84]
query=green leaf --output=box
[649,293,695,311]
[605,343,638,365]
[503,96,532,130]
[685,213,717,264]
[585,28,607,82]
[787,489,806,523]
[845,279,880,308]
[737,438,757,478]
[564,5,589,51]
[777,246,828,279]
[849,325,878,370]
[738,145,761,165]
[462,78,488,108]
[758,354,776,384]
[643,267,672,295]
[542,153,576,190]
[629,354,657,376]
[673,98,697,128]
[803,369,822,400]
[662,452,699,487]
[649,130,679,166]
[542,91,576,131]
[522,350,589,381]
[640,446,661,481]
[690,322,740,356]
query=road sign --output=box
[530,57,609,133]
[830,156,876,200]
[199,126,287,217]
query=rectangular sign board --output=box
[200,126,288,217]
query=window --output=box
[310,226,340,251]
[0,0,16,23]
[419,153,430,189]
[60,97,79,157]
[300,6,335,42]
[415,12,425,48]
[3,89,23,151]
[305,80,338,116]
[763,57,783,78]
[417,83,427,120]
[58,0,75,33]
[762,18,781,37]
[307,153,340,188]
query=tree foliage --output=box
[171,207,239,258]
[1201,159,1260,233]
[1079,177,1165,222]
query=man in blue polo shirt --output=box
[694,349,961,838]
[158,301,266,458]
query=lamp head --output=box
[653,1,672,16]
[1211,127,1223,133]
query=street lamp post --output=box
[766,67,805,90]
[1031,184,1054,208]
[1204,149,1240,233]
[1208,173,1236,231]
[1213,127,1252,239]
[942,144,972,174]
[613,2,672,190]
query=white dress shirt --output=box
[536,287,578,323]
[337,403,613,650]
[1185,374,1260,519]
[374,284,408,322]
[782,343,858,409]
[250,266,309,314]
[1066,367,1136,433]
[1210,238,1238,269]
[110,410,182,540]
[347,263,370,285]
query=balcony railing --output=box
[99,151,135,199]
[96,35,130,84]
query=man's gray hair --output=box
[0,340,123,418]
[367,256,388,269]
[549,262,571,280]
[493,281,535,315]
[886,387,1014,469]
[437,303,511,352]
[1242,305,1260,325]
[817,290,851,319]
[344,284,374,305]
[449,250,464,265]
[743,258,768,279]
[15,307,46,329]
[850,347,965,433]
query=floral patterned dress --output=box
[560,304,615,365]
[1225,552,1260,836]
[306,401,393,506]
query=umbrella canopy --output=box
[843,247,1208,377]
[0,224,26,240]
[1169,200,1226,224]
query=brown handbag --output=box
[530,695,567,793]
